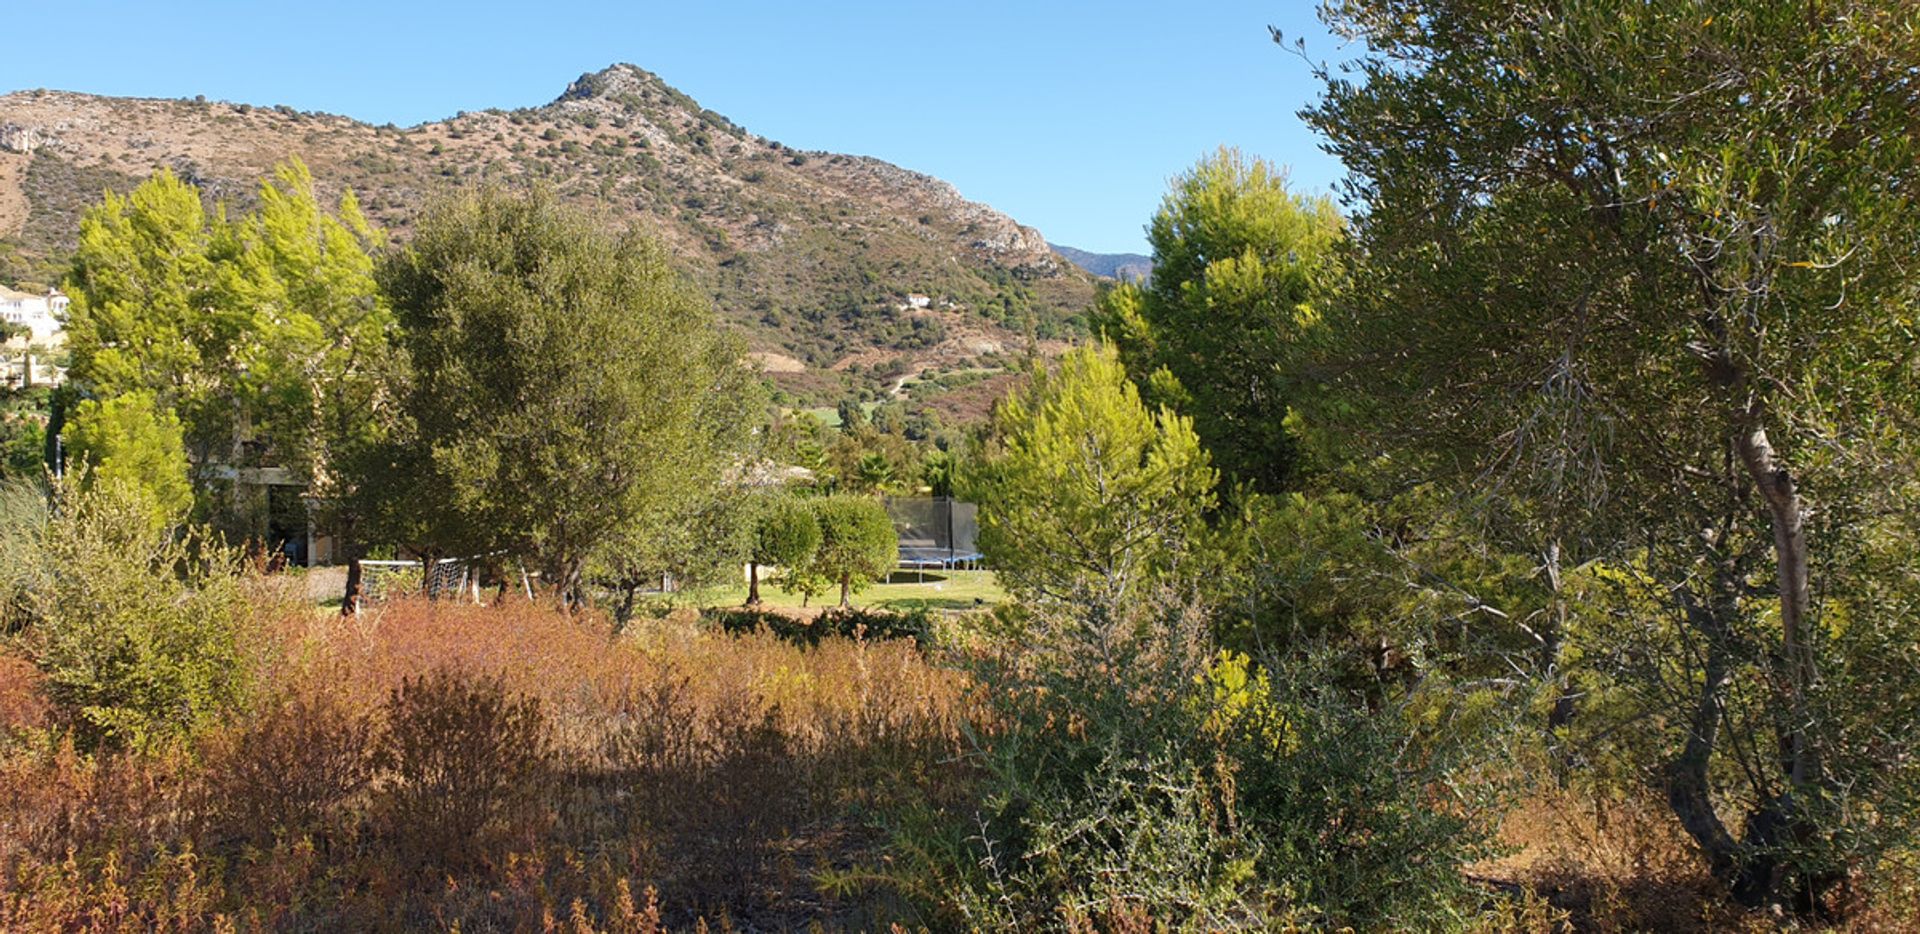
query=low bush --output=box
[198,690,372,850]
[700,604,933,646]
[371,667,552,869]
[860,597,1495,930]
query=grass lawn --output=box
[312,565,1006,615]
[703,568,1005,612]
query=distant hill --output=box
[1054,245,1153,283]
[0,64,1097,401]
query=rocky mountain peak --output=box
[0,65,1094,392]
[556,63,667,106]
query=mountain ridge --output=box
[0,64,1095,399]
[1053,245,1153,283]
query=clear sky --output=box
[0,2,1349,255]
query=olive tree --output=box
[367,187,753,608]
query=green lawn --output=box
[313,566,1005,615]
[705,568,1005,612]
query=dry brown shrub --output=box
[1481,786,1772,933]
[370,665,553,870]
[196,689,373,849]
[0,651,51,735]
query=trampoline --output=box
[886,496,983,570]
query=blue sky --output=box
[0,2,1348,254]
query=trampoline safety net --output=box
[884,496,981,568]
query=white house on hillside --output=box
[1,286,68,388]
[0,286,67,344]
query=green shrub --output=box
[26,476,249,752]
[867,598,1494,930]
[817,604,932,644]
[700,604,931,647]
[0,478,47,632]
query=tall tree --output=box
[1303,0,1920,908]
[223,160,394,501]
[62,161,390,542]
[1095,148,1342,493]
[370,187,752,607]
[964,342,1217,612]
[63,170,231,469]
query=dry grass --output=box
[0,597,976,931]
[8,593,1916,930]
[1475,786,1920,933]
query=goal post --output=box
[355,556,486,604]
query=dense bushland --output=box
[854,598,1496,930]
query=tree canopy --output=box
[1097,148,1341,493]
[64,391,192,531]
[803,495,897,608]
[1304,0,1920,906]
[362,186,755,605]
[62,160,391,536]
[965,342,1216,612]
[747,492,821,606]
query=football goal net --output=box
[357,556,488,603]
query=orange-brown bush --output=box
[198,691,373,851]
[1475,785,1920,932]
[371,666,552,869]
[0,597,976,930]
[0,653,50,735]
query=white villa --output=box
[1,286,68,388]
[0,286,66,343]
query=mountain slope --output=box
[1054,245,1153,283]
[0,64,1095,394]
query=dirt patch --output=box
[0,153,29,238]
[304,565,347,603]
[920,370,1022,425]
[747,350,806,373]
[827,348,898,372]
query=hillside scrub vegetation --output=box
[0,64,1096,404]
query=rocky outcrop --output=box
[0,123,54,154]
[970,220,1058,272]
[819,154,1061,272]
